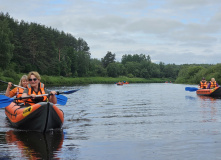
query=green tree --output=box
[102,51,116,68]
[125,62,141,77]
[0,17,14,69]
[107,63,119,77]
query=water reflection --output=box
[5,130,64,159]
[185,95,197,100]
[197,96,218,123]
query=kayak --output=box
[196,87,221,97]
[5,102,64,132]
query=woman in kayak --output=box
[5,75,28,103]
[207,78,219,89]
[21,71,57,106]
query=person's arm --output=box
[207,83,211,89]
[45,88,57,104]
[48,91,57,104]
[21,89,29,102]
[5,82,13,97]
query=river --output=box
[0,83,221,160]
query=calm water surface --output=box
[1,83,221,159]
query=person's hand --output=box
[7,82,13,88]
[50,91,57,95]
[30,94,36,99]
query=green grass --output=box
[40,76,174,85]
[0,74,174,88]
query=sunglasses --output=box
[29,78,38,81]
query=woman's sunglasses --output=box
[29,78,38,81]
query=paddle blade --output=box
[0,95,14,108]
[58,89,80,95]
[55,94,68,105]
[185,87,199,92]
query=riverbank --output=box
[40,76,174,85]
[0,75,174,87]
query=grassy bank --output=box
[0,74,174,86]
[38,76,174,85]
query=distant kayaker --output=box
[5,75,28,103]
[207,78,219,89]
[21,71,57,106]
[198,77,207,89]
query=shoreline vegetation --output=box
[0,74,174,89]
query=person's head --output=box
[28,71,41,87]
[19,75,28,87]
[211,78,215,82]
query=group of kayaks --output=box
[116,81,129,85]
[2,81,220,133]
[186,86,221,98]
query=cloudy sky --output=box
[1,0,221,64]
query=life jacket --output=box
[200,81,207,89]
[210,81,217,89]
[25,83,48,106]
[15,87,25,103]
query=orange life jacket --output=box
[25,83,48,106]
[200,81,207,89]
[15,87,25,103]
[210,81,217,89]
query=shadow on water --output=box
[1,130,64,159]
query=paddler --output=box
[198,77,207,89]
[207,78,219,89]
[5,75,28,103]
[21,71,57,106]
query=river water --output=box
[1,83,221,160]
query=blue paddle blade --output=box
[185,87,199,92]
[59,89,80,94]
[55,94,68,105]
[0,95,14,108]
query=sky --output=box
[1,0,221,64]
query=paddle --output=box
[0,94,67,108]
[55,94,67,105]
[57,89,80,95]
[0,88,80,108]
[185,87,199,92]
[0,80,26,89]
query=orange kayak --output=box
[5,102,64,132]
[196,87,221,97]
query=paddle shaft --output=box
[57,89,79,94]
[14,94,50,100]
[0,80,26,89]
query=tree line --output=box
[0,12,179,79]
[1,12,221,84]
[175,64,221,85]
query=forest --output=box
[1,12,221,85]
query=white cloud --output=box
[1,0,221,64]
